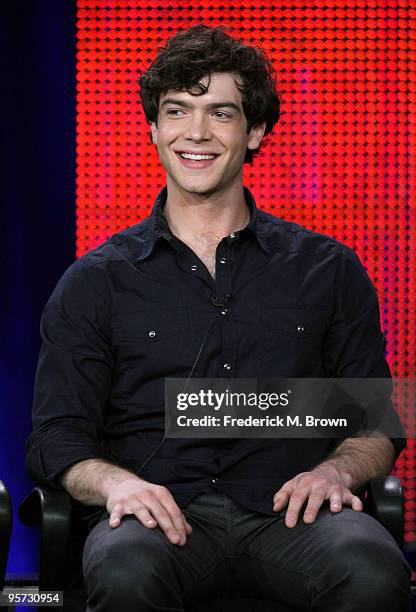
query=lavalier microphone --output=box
[209,293,231,308]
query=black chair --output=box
[18,476,405,612]
[0,480,12,591]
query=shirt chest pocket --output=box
[262,305,328,356]
[112,309,192,367]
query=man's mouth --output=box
[179,152,217,160]
[175,151,220,169]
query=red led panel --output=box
[76,1,416,541]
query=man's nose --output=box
[184,113,211,141]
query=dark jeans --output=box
[82,489,412,611]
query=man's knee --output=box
[84,517,164,570]
[317,532,411,610]
[83,517,183,609]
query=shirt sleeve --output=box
[25,257,114,488]
[322,247,406,461]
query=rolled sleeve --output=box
[25,258,114,487]
[323,248,406,461]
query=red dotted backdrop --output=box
[76,0,416,542]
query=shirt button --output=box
[148,330,156,338]
[221,309,228,316]
[230,233,236,239]
[223,363,231,370]
[297,324,305,333]
[219,257,227,264]
[211,478,218,484]
[191,265,197,271]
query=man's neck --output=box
[163,180,251,244]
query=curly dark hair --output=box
[138,24,281,163]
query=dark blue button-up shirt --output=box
[25,186,405,516]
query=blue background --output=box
[1,0,76,575]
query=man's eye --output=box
[214,112,231,119]
[166,109,184,116]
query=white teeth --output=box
[179,153,216,160]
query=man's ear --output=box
[247,121,267,151]
[150,122,158,145]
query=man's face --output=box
[150,72,266,197]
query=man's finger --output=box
[302,490,326,524]
[285,493,309,527]
[349,495,363,511]
[168,507,189,545]
[273,488,290,511]
[329,496,343,513]
[109,504,123,528]
[145,498,183,544]
[156,490,190,544]
[131,505,159,529]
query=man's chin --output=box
[172,178,221,197]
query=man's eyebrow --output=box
[160,98,242,113]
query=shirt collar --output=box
[137,185,270,262]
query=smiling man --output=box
[149,70,266,279]
[26,24,411,612]
[153,72,263,193]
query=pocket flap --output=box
[113,309,188,341]
[264,306,328,337]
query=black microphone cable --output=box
[135,301,228,477]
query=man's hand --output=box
[60,459,192,546]
[272,464,363,528]
[105,477,192,545]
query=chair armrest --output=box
[0,480,12,589]
[363,476,404,549]
[18,486,72,591]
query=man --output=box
[26,24,411,611]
